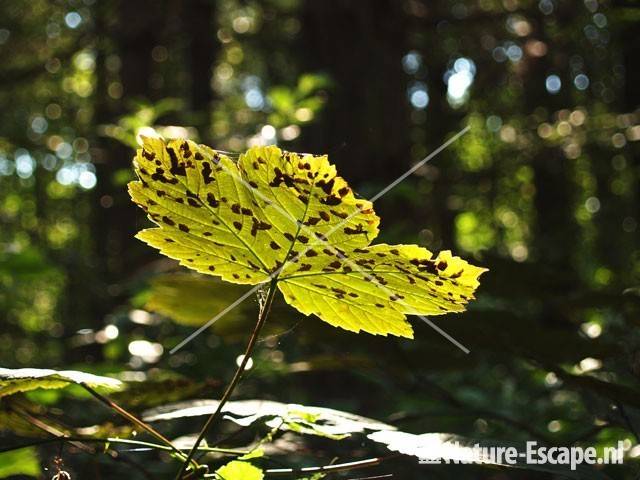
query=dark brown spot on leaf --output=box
[167,147,186,176]
[202,162,214,184]
[450,269,464,279]
[321,195,341,206]
[344,224,366,235]
[206,193,219,208]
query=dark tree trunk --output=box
[183,0,217,142]
[298,0,411,184]
[74,0,163,361]
[526,9,577,269]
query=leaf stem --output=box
[175,278,279,479]
[0,436,248,456]
[81,383,197,468]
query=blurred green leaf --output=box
[0,447,41,478]
[144,273,249,327]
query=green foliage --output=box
[267,73,330,127]
[100,98,185,148]
[1,0,638,478]
[0,368,121,398]
[0,447,41,478]
[129,137,485,337]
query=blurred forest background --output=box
[1,0,640,478]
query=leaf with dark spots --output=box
[130,137,485,335]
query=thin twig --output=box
[0,436,248,455]
[7,404,93,454]
[81,383,197,468]
[175,278,279,479]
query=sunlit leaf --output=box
[239,447,264,460]
[129,137,485,337]
[143,399,394,439]
[215,460,263,480]
[0,368,122,398]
